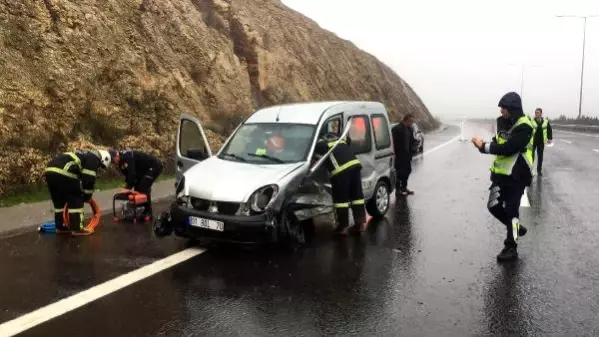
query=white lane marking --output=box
[520,188,530,207]
[593,149,599,153]
[0,247,206,337]
[560,140,572,144]
[554,129,599,138]
[413,135,461,160]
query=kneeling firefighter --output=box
[44,150,112,234]
[313,133,367,235]
[471,92,534,262]
[109,150,163,221]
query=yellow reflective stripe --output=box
[54,209,64,213]
[82,189,94,194]
[45,167,78,179]
[331,159,361,176]
[334,203,350,208]
[255,148,267,155]
[68,208,84,213]
[327,140,346,148]
[82,169,96,177]
[351,199,365,205]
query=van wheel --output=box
[366,180,390,219]
[279,211,306,252]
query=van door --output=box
[176,113,213,183]
[344,111,377,200]
[370,112,395,191]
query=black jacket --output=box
[480,92,533,186]
[392,122,414,162]
[314,136,361,176]
[533,117,553,144]
[47,151,103,196]
[117,151,163,188]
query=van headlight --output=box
[249,184,279,213]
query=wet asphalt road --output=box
[3,123,599,336]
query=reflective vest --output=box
[531,118,549,144]
[490,116,534,176]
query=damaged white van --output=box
[154,101,396,250]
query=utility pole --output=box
[556,15,599,119]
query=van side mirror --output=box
[186,148,207,161]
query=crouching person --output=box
[109,149,163,222]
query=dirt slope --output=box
[0,0,435,197]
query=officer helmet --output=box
[97,150,112,169]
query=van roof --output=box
[244,101,384,125]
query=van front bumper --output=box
[169,202,274,244]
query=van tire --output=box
[279,210,306,252]
[366,180,390,219]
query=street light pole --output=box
[557,15,599,119]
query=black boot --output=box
[518,224,527,237]
[497,246,518,262]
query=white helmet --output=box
[97,150,111,169]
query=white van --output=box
[154,101,396,250]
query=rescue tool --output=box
[38,199,101,236]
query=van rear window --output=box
[372,115,391,150]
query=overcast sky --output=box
[282,0,599,119]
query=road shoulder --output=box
[0,179,176,238]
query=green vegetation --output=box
[0,173,174,209]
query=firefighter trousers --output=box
[331,166,366,229]
[45,171,85,231]
[132,164,163,216]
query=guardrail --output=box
[552,124,599,133]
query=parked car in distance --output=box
[390,121,424,155]
[153,101,397,250]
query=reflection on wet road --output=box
[4,123,599,336]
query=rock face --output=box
[0,0,435,197]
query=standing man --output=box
[109,150,163,221]
[313,132,367,235]
[392,114,415,196]
[531,108,553,176]
[472,92,534,262]
[45,150,112,235]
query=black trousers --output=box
[533,142,544,173]
[487,180,526,248]
[45,172,84,231]
[132,164,163,215]
[395,159,412,191]
[331,166,366,229]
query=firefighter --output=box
[313,132,367,235]
[530,108,553,176]
[472,92,533,262]
[44,150,112,235]
[109,150,163,221]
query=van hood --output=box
[182,156,306,202]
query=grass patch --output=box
[0,174,175,209]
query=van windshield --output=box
[218,123,316,164]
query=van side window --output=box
[180,119,208,160]
[348,115,372,154]
[322,116,342,137]
[372,114,391,149]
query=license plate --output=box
[188,216,224,232]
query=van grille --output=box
[189,197,239,215]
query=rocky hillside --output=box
[0,0,435,197]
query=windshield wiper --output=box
[220,153,247,162]
[247,153,286,163]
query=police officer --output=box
[109,150,163,221]
[530,108,553,176]
[472,92,533,261]
[313,132,367,235]
[44,150,112,235]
